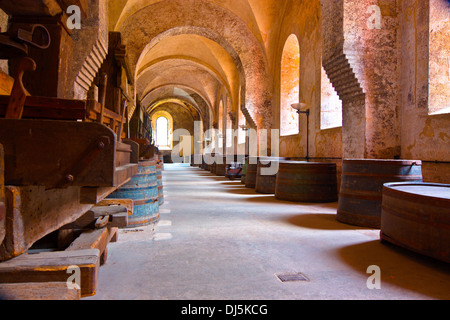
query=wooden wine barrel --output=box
[215,156,228,176]
[275,161,338,203]
[381,182,450,263]
[107,160,159,228]
[156,161,164,206]
[337,159,423,228]
[255,157,288,194]
[241,161,247,184]
[245,157,260,188]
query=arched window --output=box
[280,34,300,136]
[151,110,173,150]
[156,116,169,147]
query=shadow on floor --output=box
[284,213,366,231]
[337,240,450,300]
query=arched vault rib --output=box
[136,57,233,109]
[118,0,271,128]
[141,84,214,130]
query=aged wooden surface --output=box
[97,198,134,216]
[0,119,137,188]
[0,144,4,245]
[381,182,450,263]
[66,227,118,266]
[61,205,128,230]
[337,159,423,228]
[8,16,74,98]
[275,161,338,203]
[0,186,95,262]
[0,95,86,120]
[5,57,36,119]
[0,281,81,300]
[0,249,100,297]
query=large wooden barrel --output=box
[255,157,288,194]
[275,161,338,203]
[241,161,247,184]
[245,157,259,188]
[156,161,164,206]
[337,159,423,228]
[381,182,450,263]
[107,160,159,228]
[215,156,228,176]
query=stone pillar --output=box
[344,0,401,159]
[321,0,366,158]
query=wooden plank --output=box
[0,282,81,300]
[0,249,100,297]
[0,144,4,245]
[66,227,117,253]
[60,205,128,230]
[0,0,63,16]
[0,186,94,262]
[0,119,119,188]
[5,57,36,119]
[0,95,86,120]
[97,198,134,216]
[66,227,118,267]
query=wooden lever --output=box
[5,57,36,119]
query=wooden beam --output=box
[0,119,132,188]
[60,205,128,230]
[0,186,94,262]
[66,227,117,254]
[0,282,81,300]
[0,144,4,245]
[66,227,118,267]
[0,95,86,120]
[0,249,100,297]
[97,198,133,216]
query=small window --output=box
[151,110,173,150]
[156,116,169,147]
[321,65,342,129]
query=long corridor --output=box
[88,164,450,300]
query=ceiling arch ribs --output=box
[141,84,214,130]
[117,0,271,130]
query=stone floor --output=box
[87,163,450,300]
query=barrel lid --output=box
[344,159,422,165]
[384,182,450,200]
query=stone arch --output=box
[117,0,272,128]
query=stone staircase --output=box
[322,48,365,104]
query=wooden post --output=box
[0,144,5,246]
[5,57,36,119]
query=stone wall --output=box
[399,0,450,183]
